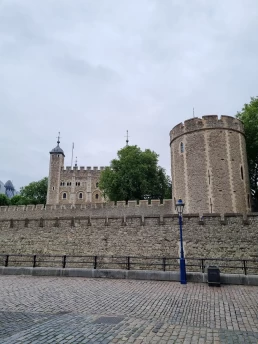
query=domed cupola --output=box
[50,132,65,156]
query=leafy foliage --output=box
[0,194,10,206]
[99,145,172,202]
[236,96,258,210]
[10,195,30,206]
[19,177,48,205]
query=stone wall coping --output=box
[0,199,173,213]
[1,214,257,226]
[0,267,257,286]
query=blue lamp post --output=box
[176,198,187,285]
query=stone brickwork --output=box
[47,138,106,205]
[170,115,251,214]
[0,205,257,259]
[0,200,173,220]
[59,166,105,205]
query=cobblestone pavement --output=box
[0,276,258,343]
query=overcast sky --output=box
[1,0,258,190]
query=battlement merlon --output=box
[170,115,245,144]
[60,166,107,174]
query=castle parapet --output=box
[61,166,108,174]
[170,115,244,143]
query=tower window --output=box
[96,182,99,188]
[63,192,67,199]
[180,142,184,153]
[79,192,83,199]
[52,187,55,190]
[95,194,99,199]
[67,182,71,186]
[76,182,81,186]
[241,166,244,180]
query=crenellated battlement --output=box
[0,198,257,222]
[61,166,107,173]
[170,115,244,143]
[0,200,171,213]
[0,200,174,220]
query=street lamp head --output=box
[176,198,185,215]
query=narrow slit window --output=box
[241,166,244,180]
[180,142,184,153]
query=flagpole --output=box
[71,142,74,167]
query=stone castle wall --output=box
[170,115,251,214]
[0,202,258,261]
[0,200,173,220]
[47,141,105,206]
[59,167,105,205]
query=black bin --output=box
[207,266,220,287]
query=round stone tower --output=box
[170,115,251,214]
[46,136,65,205]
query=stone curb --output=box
[0,267,258,285]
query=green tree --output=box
[10,195,30,206]
[99,145,172,202]
[20,177,48,205]
[236,96,258,210]
[0,194,10,206]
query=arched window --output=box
[241,166,243,180]
[79,192,83,199]
[95,194,99,199]
[63,192,67,199]
[180,142,184,153]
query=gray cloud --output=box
[0,0,258,190]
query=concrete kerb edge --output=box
[0,267,258,285]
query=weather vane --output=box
[125,130,129,146]
[57,132,61,145]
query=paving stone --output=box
[0,276,257,343]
